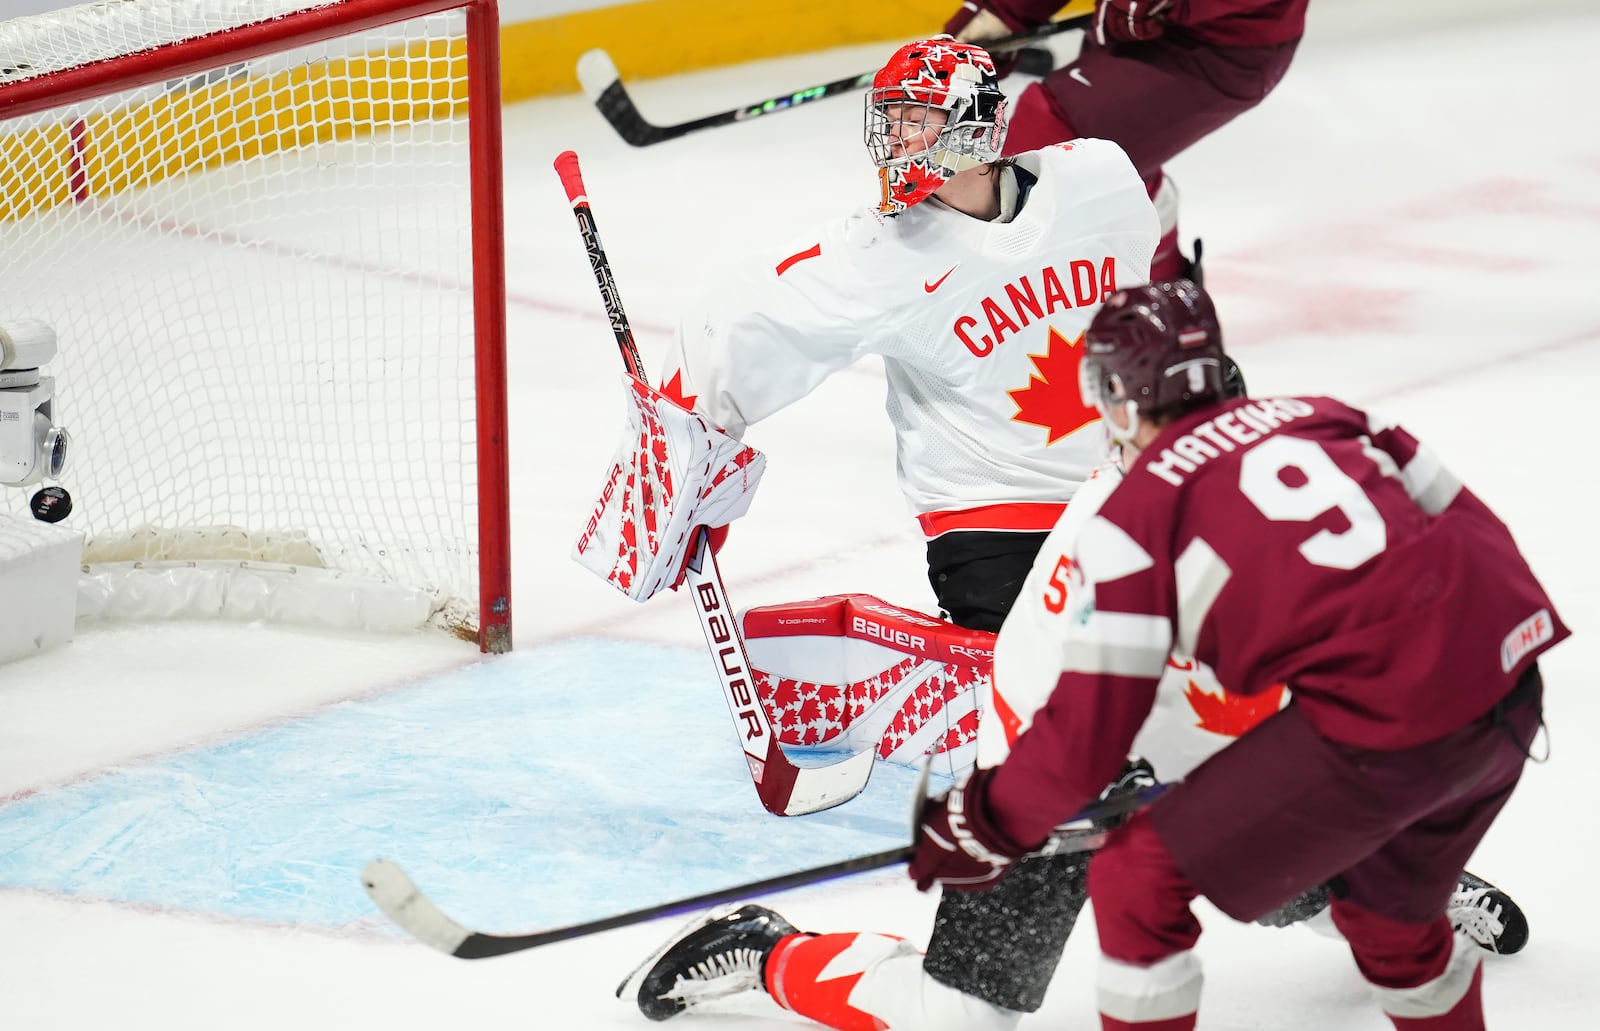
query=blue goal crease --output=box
[0,637,928,930]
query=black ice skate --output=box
[617,903,800,1021]
[1450,871,1529,955]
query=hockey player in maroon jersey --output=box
[619,281,1540,1029]
[900,279,1566,1029]
[944,0,1308,280]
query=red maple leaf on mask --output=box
[1009,327,1100,443]
[895,163,942,202]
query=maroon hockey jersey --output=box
[987,396,1568,846]
[1001,0,1308,47]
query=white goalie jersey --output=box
[661,139,1159,533]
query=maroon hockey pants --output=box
[1002,34,1301,180]
[1003,34,1300,281]
[1086,670,1542,1028]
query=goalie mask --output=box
[1079,280,1227,446]
[865,36,1008,216]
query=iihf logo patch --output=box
[1500,609,1553,673]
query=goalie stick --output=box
[554,150,874,817]
[361,781,1165,959]
[576,16,1091,148]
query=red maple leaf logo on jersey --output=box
[1008,327,1099,443]
[659,369,698,412]
[1183,680,1287,738]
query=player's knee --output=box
[1088,812,1201,965]
[1086,810,1162,904]
[1001,83,1078,156]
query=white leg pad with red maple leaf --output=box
[573,375,764,602]
[738,587,1288,785]
[742,594,996,775]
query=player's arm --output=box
[944,1,1068,41]
[1352,403,1543,571]
[1035,137,1163,241]
[1350,404,1464,516]
[983,510,1176,847]
[661,223,880,438]
[983,465,1123,763]
[909,507,1175,891]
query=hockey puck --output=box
[30,485,72,523]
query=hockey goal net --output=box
[0,0,511,651]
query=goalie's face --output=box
[876,102,949,160]
[866,37,1006,216]
[867,97,957,215]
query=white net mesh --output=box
[0,0,495,640]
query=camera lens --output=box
[44,426,69,479]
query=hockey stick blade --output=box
[364,848,909,960]
[363,859,473,954]
[578,15,1090,148]
[361,783,1160,960]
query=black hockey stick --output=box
[361,781,1165,959]
[554,150,875,817]
[553,149,645,379]
[576,16,1091,147]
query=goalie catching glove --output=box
[573,376,764,601]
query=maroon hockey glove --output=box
[941,1,1043,78]
[909,766,1032,893]
[943,0,1031,39]
[1091,0,1174,46]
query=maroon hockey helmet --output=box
[1079,279,1227,444]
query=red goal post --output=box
[0,0,512,651]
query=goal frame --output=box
[0,0,513,652]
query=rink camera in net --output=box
[0,319,71,490]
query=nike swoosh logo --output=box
[1069,67,1091,87]
[925,263,960,293]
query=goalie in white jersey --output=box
[659,35,1158,631]
[617,34,1158,1027]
